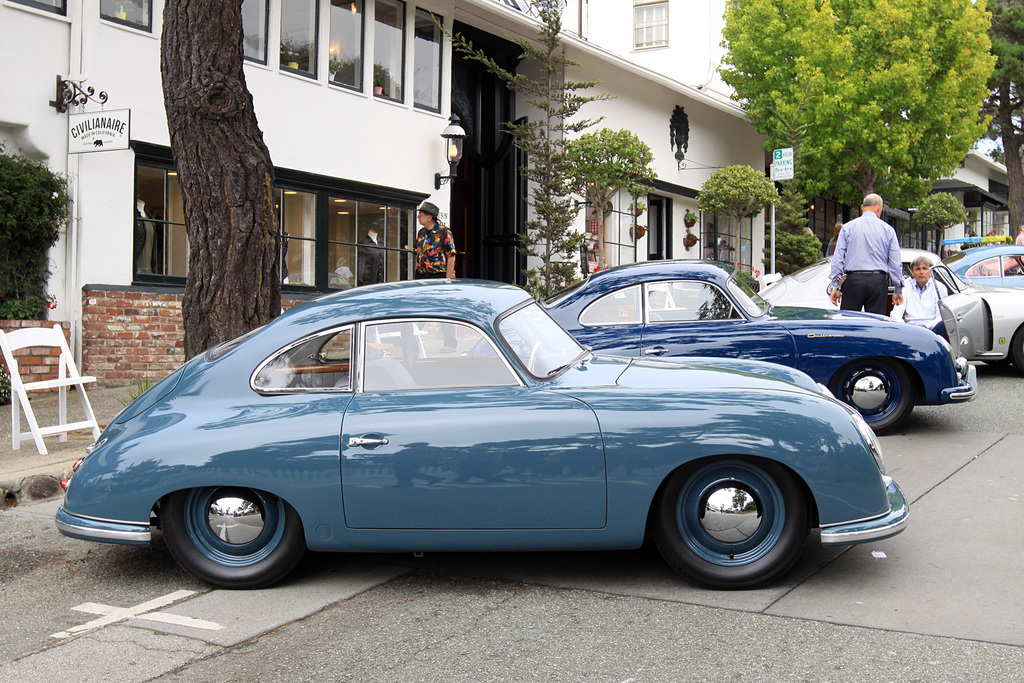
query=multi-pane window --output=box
[9,0,66,15]
[326,199,413,288]
[413,9,442,111]
[633,1,668,49]
[242,0,270,63]
[373,0,406,101]
[100,0,152,31]
[702,216,754,273]
[329,0,364,89]
[280,0,318,77]
[134,165,188,279]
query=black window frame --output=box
[9,0,66,15]
[99,0,153,32]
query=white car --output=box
[761,249,1024,373]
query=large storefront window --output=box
[329,0,364,89]
[242,0,270,63]
[603,195,638,268]
[413,9,442,111]
[100,0,151,31]
[10,0,66,15]
[327,199,413,288]
[280,189,318,287]
[374,0,406,101]
[135,164,188,279]
[281,0,318,77]
[134,147,421,291]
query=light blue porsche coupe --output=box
[58,280,908,590]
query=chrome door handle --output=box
[348,436,389,447]
[644,347,668,356]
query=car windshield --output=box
[727,273,768,316]
[498,302,587,378]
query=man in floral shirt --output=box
[413,202,456,279]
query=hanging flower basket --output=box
[684,211,698,228]
[683,231,699,249]
[631,224,647,240]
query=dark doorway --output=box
[647,196,672,260]
[449,22,524,284]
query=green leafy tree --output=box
[565,128,656,269]
[698,165,778,240]
[0,149,69,320]
[448,0,606,297]
[914,192,969,233]
[984,0,1024,230]
[722,0,995,208]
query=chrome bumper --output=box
[940,361,977,403]
[820,476,909,546]
[55,506,151,546]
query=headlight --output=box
[838,401,886,474]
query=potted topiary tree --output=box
[697,165,777,262]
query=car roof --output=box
[900,248,940,265]
[273,280,533,335]
[586,260,736,288]
[946,244,1024,264]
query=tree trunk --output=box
[998,81,1024,232]
[161,0,280,359]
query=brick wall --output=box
[81,286,314,386]
[0,320,73,387]
[82,287,185,385]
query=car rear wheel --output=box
[162,487,307,589]
[1010,327,1024,375]
[829,358,913,435]
[652,458,808,589]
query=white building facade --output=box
[2,0,771,380]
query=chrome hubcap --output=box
[699,485,763,543]
[850,374,887,410]
[207,494,265,545]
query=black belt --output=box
[847,270,886,274]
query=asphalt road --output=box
[1,362,1022,682]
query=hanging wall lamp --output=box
[434,114,467,190]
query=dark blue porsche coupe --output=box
[58,280,907,590]
[545,261,976,434]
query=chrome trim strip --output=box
[55,507,151,545]
[820,477,909,546]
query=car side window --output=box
[966,257,1000,278]
[579,285,641,326]
[362,320,519,391]
[1003,255,1024,277]
[252,326,353,393]
[645,281,739,322]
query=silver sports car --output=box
[761,249,1024,373]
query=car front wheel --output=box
[652,458,809,589]
[162,487,307,589]
[829,358,914,435]
[1010,327,1024,375]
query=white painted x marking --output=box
[51,589,223,639]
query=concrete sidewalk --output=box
[0,384,129,506]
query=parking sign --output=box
[771,148,794,181]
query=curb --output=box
[0,469,72,510]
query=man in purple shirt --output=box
[828,194,904,315]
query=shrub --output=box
[0,148,70,320]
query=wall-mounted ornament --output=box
[670,105,690,169]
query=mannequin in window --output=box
[134,198,155,274]
[358,227,385,285]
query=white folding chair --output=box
[0,324,101,455]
